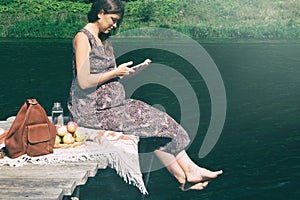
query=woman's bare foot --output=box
[180,180,209,191]
[185,166,223,183]
[175,151,223,184]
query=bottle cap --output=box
[54,102,61,107]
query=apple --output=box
[57,126,68,137]
[74,128,87,142]
[67,121,78,133]
[63,133,75,144]
[55,135,61,145]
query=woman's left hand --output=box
[115,61,134,76]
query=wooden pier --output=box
[0,118,109,200]
[0,161,108,199]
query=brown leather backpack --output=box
[5,99,57,158]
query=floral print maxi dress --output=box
[68,29,190,156]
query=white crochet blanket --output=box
[0,128,147,194]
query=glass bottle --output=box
[52,102,64,126]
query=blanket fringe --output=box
[91,153,148,195]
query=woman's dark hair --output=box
[87,0,124,53]
[88,0,124,23]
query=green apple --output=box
[74,128,87,142]
[55,135,61,145]
[62,133,75,144]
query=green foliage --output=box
[153,0,186,17]
[125,0,186,23]
[57,0,93,3]
[0,0,90,38]
[125,0,154,22]
[0,0,299,39]
[0,0,14,6]
[0,0,90,14]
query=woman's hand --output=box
[114,61,135,77]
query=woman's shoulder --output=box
[73,31,91,52]
[75,30,89,40]
[74,31,90,44]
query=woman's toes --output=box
[186,181,209,191]
[180,180,209,191]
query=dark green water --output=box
[0,39,299,200]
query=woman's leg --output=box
[154,149,186,185]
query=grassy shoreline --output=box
[1,0,300,39]
[2,37,300,46]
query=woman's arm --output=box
[74,32,133,89]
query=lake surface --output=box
[0,38,299,200]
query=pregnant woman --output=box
[67,0,222,191]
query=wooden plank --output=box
[13,162,100,177]
[0,178,77,196]
[54,162,99,177]
[0,188,64,200]
[83,160,109,169]
[0,162,105,176]
[0,162,109,198]
[0,167,89,185]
